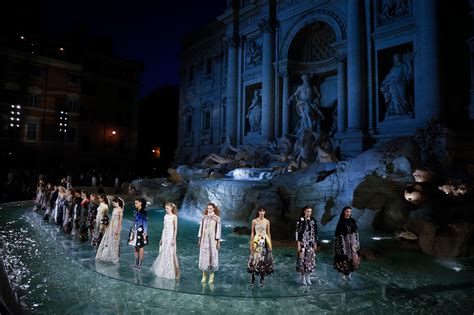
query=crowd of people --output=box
[32,180,361,286]
[1,168,139,203]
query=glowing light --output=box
[59,123,63,126]
[59,47,64,52]
[16,105,20,109]
[20,36,25,40]
[11,105,15,108]
[60,111,64,114]
[453,266,462,272]
[11,111,14,114]
[16,112,20,115]
[10,124,14,127]
[372,236,382,241]
[320,239,331,244]
[152,147,161,158]
[16,118,19,121]
[10,117,14,121]
[16,124,19,127]
[112,130,116,135]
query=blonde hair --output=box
[165,202,178,215]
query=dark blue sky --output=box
[40,1,227,98]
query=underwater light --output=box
[320,239,331,244]
[372,236,382,241]
[453,266,462,272]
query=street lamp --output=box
[109,130,117,140]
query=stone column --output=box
[336,54,347,133]
[259,19,277,140]
[347,0,365,131]
[281,71,290,135]
[417,0,442,122]
[225,35,239,143]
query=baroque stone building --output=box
[177,0,473,163]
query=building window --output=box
[26,123,37,141]
[186,115,192,133]
[69,74,80,85]
[203,111,211,130]
[29,95,40,107]
[67,101,79,113]
[205,58,213,76]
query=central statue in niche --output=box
[287,74,324,139]
[246,89,262,134]
[380,52,414,119]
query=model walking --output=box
[129,198,148,270]
[334,206,361,280]
[96,197,124,264]
[247,207,274,286]
[296,206,318,285]
[150,202,180,279]
[198,202,221,284]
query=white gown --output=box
[95,207,122,264]
[150,214,180,279]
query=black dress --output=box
[333,218,360,275]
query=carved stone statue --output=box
[378,0,409,24]
[246,40,262,66]
[246,89,262,134]
[289,129,317,170]
[380,52,413,119]
[287,74,324,138]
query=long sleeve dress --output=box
[333,218,360,275]
[128,210,148,248]
[150,214,180,279]
[247,220,274,276]
[198,214,221,272]
[96,207,123,263]
[296,217,318,274]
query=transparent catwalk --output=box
[1,202,474,313]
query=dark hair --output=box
[113,197,124,208]
[335,206,356,237]
[255,206,266,218]
[99,194,109,205]
[300,205,312,218]
[339,206,352,220]
[204,202,220,217]
[81,190,90,199]
[135,198,146,210]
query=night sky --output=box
[38,0,228,98]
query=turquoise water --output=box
[1,201,474,314]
